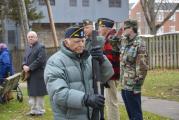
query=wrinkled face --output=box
[84,25,93,37]
[64,38,85,54]
[98,26,110,36]
[27,32,38,45]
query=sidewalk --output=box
[118,93,179,120]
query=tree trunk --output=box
[1,0,8,43]
[18,0,29,47]
[150,27,157,35]
[45,0,58,51]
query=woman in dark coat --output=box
[22,31,47,116]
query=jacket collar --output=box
[61,42,90,60]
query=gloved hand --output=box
[102,81,110,88]
[83,94,105,109]
[90,46,105,64]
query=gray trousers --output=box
[29,96,45,114]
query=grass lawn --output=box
[0,85,171,120]
[142,69,179,102]
[1,69,177,120]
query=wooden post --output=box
[156,36,159,68]
[169,34,174,69]
[163,35,166,69]
[166,35,170,68]
[45,0,59,51]
[159,36,162,68]
[173,34,177,69]
[148,37,152,69]
[152,37,155,69]
[177,34,179,68]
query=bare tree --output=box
[0,0,9,42]
[0,0,44,46]
[18,0,29,46]
[140,0,179,34]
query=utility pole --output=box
[45,0,59,51]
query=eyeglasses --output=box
[124,27,130,30]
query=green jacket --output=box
[120,35,148,93]
[44,43,114,120]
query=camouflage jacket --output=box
[120,35,148,93]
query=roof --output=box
[131,1,179,11]
[156,3,179,10]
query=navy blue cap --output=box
[65,26,85,38]
[97,18,114,28]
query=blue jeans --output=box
[121,89,143,120]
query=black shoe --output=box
[35,113,43,116]
[26,112,35,116]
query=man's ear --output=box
[64,39,69,47]
[35,36,38,41]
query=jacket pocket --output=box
[123,68,135,86]
[126,46,137,63]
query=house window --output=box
[70,0,77,7]
[8,30,15,44]
[136,12,141,22]
[39,0,55,6]
[157,12,163,22]
[82,0,89,7]
[169,26,175,32]
[169,13,175,21]
[109,0,121,8]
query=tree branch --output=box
[154,0,164,19]
[156,3,179,29]
[140,0,152,30]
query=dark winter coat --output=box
[23,42,47,96]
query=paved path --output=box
[20,83,179,120]
[118,93,179,120]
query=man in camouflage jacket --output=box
[120,19,148,120]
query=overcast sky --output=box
[129,0,137,3]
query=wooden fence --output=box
[10,33,179,72]
[142,33,179,69]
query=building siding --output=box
[34,0,129,23]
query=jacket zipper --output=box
[79,59,90,120]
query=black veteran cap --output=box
[97,18,114,28]
[65,25,85,38]
[83,19,93,26]
[124,19,138,29]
